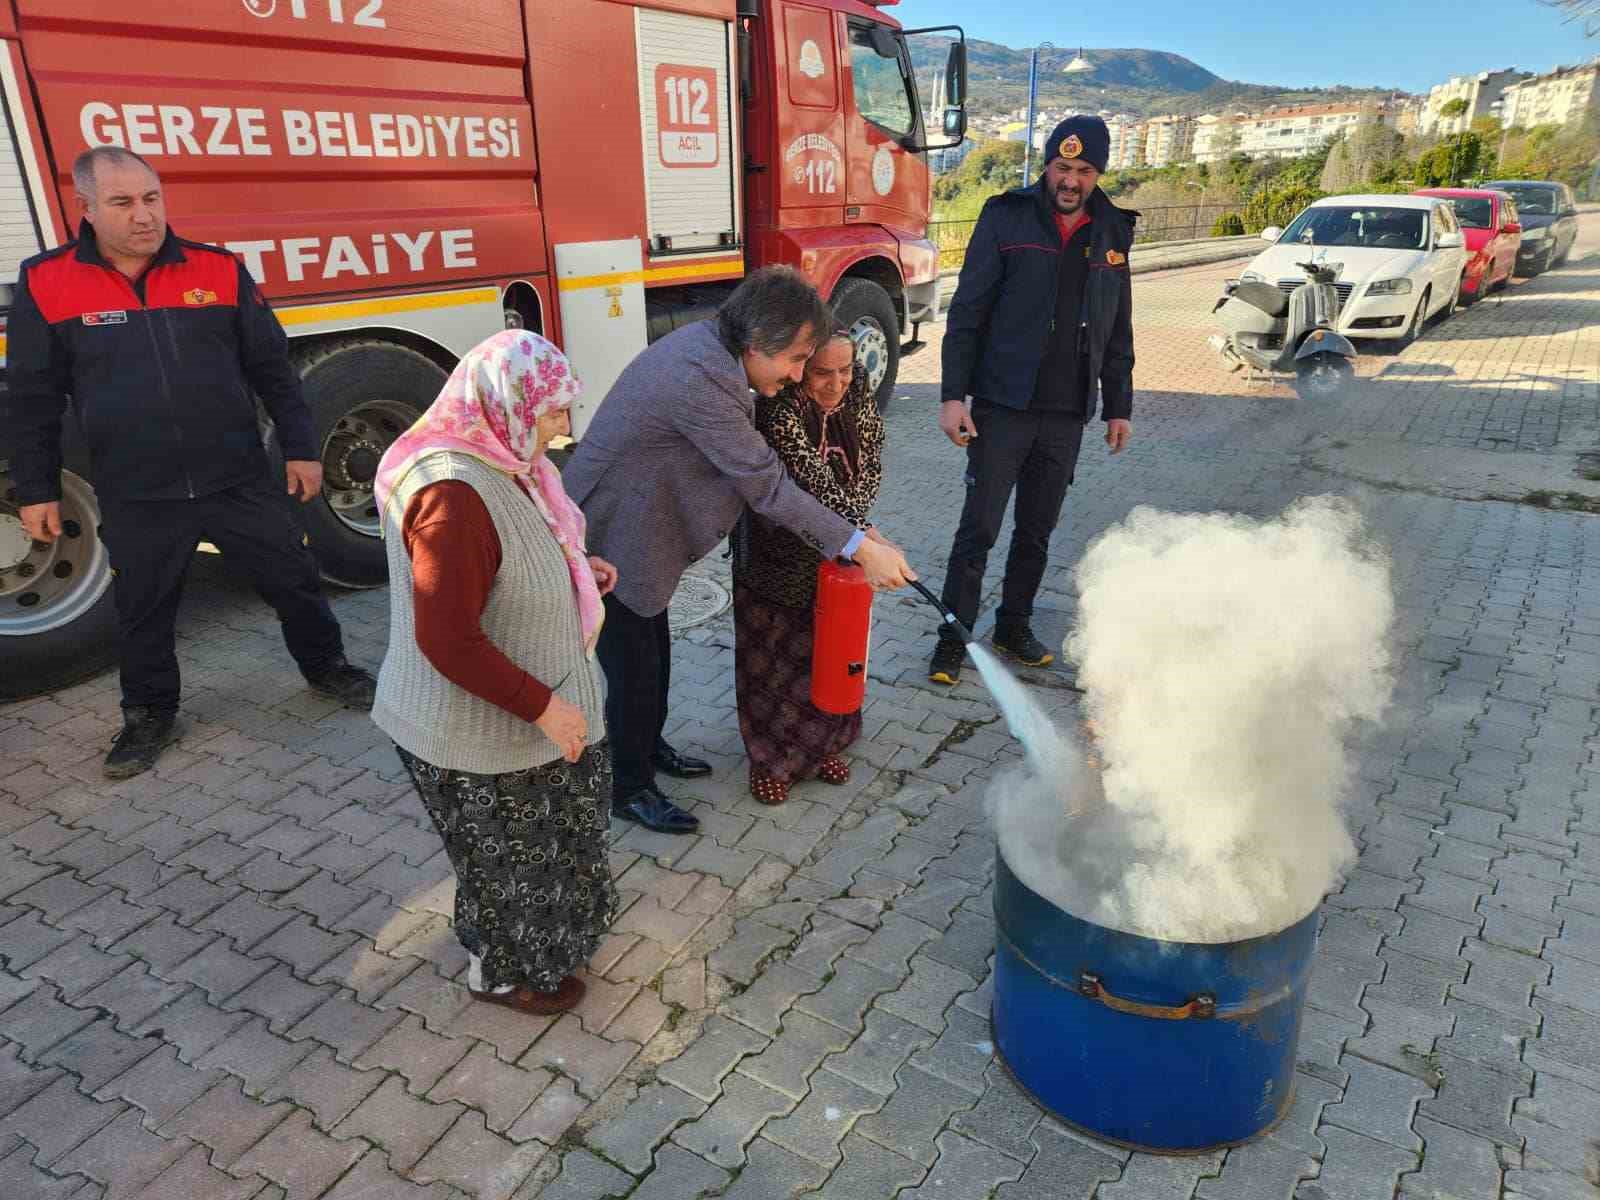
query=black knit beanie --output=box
[1042,115,1110,173]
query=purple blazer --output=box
[563,320,858,618]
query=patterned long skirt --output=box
[734,584,863,783]
[395,741,619,994]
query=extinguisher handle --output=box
[910,579,974,644]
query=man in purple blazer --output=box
[564,267,914,834]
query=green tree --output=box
[932,139,1027,219]
[1496,113,1599,187]
[1278,140,1335,190]
[1242,182,1324,232]
[1211,121,1242,161]
[1414,131,1483,186]
[1320,133,1358,193]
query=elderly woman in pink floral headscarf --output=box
[370,330,618,1018]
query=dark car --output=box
[1481,180,1580,275]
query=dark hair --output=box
[73,146,159,198]
[717,266,833,357]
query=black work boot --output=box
[993,622,1055,668]
[104,708,179,780]
[304,656,377,709]
[928,637,966,686]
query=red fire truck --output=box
[0,0,966,696]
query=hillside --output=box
[908,41,1398,119]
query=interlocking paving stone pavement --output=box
[4,220,1599,1198]
[585,1081,706,1175]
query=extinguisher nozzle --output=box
[910,579,974,644]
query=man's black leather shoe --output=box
[652,742,712,779]
[612,786,701,835]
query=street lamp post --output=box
[1022,44,1094,182]
[1021,41,1053,183]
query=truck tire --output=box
[0,467,120,700]
[831,278,900,413]
[288,339,447,588]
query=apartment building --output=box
[1421,67,1531,134]
[1107,115,1145,169]
[1191,113,1244,164]
[1235,103,1372,160]
[1140,114,1195,167]
[1498,58,1599,130]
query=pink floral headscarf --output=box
[374,330,603,653]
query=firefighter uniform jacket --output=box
[941,183,1137,422]
[4,222,316,507]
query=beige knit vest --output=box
[371,453,606,773]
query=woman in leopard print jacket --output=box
[729,331,885,806]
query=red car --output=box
[1415,188,1522,303]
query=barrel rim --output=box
[995,845,1322,950]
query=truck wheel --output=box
[0,467,119,700]
[289,340,447,588]
[831,278,900,413]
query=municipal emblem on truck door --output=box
[798,40,826,80]
[871,146,895,197]
[241,0,276,16]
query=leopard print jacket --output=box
[730,367,885,609]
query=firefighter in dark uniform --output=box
[4,146,376,778]
[928,116,1138,686]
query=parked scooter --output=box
[1209,260,1358,400]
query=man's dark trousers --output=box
[98,477,344,714]
[595,592,671,800]
[939,400,1087,637]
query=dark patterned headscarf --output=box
[791,359,867,487]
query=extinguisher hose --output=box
[910,579,974,644]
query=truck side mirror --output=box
[944,42,967,108]
[943,108,966,140]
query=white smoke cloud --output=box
[994,497,1394,943]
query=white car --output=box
[1240,194,1468,343]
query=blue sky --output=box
[901,1,1597,91]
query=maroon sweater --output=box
[401,479,552,722]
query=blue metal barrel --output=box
[992,850,1319,1153]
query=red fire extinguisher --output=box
[811,558,874,715]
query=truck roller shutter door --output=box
[0,49,48,291]
[635,8,739,257]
